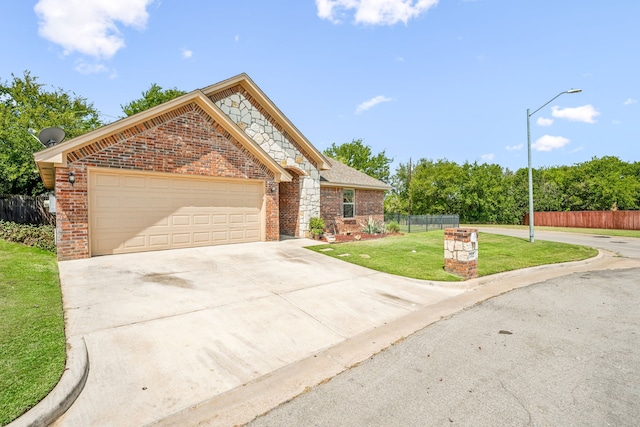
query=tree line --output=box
[384,156,640,224]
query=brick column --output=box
[444,228,478,280]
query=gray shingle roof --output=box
[319,157,392,191]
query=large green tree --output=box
[121,83,187,116]
[386,155,640,224]
[0,71,102,195]
[323,139,392,183]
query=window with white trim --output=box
[343,188,354,218]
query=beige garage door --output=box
[89,169,264,256]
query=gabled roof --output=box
[320,158,392,191]
[33,89,292,189]
[201,73,331,171]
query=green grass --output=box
[308,230,598,282]
[0,240,65,426]
[468,224,640,239]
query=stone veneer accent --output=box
[56,104,278,260]
[444,228,478,280]
[212,89,320,237]
[320,187,385,235]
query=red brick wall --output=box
[56,104,278,260]
[320,187,385,234]
[279,174,301,236]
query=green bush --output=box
[309,217,326,234]
[386,221,400,233]
[0,220,56,252]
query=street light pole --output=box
[527,89,582,243]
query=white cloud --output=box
[74,60,109,75]
[624,98,637,105]
[612,119,622,125]
[506,144,523,151]
[235,35,240,42]
[536,117,554,127]
[34,0,155,59]
[316,0,439,25]
[356,95,392,114]
[551,104,600,124]
[181,49,193,59]
[481,153,494,162]
[532,135,570,152]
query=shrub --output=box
[0,220,56,252]
[309,217,326,235]
[386,221,400,233]
[360,216,384,234]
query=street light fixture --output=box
[527,88,582,243]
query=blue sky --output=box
[2,0,638,172]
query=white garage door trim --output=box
[88,168,265,256]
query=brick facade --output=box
[320,187,386,234]
[279,174,301,236]
[55,103,278,260]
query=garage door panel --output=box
[149,235,170,247]
[172,234,191,245]
[149,177,171,189]
[172,215,190,226]
[229,214,246,224]
[90,170,264,255]
[193,215,211,225]
[245,229,260,239]
[123,235,146,249]
[229,230,246,241]
[123,176,146,188]
[212,214,228,225]
[95,173,120,187]
[193,232,210,243]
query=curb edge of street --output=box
[7,336,89,427]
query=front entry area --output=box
[89,169,264,256]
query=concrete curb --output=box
[7,336,89,427]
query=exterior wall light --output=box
[68,171,76,186]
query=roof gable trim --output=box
[34,90,292,189]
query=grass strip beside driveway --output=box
[308,231,598,282]
[0,240,65,426]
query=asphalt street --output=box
[248,231,640,427]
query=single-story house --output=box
[34,74,391,260]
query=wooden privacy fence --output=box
[524,211,640,230]
[0,195,55,226]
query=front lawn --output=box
[308,231,598,282]
[0,240,65,426]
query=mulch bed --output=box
[319,232,402,243]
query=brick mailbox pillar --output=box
[444,228,478,280]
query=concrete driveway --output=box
[52,238,465,426]
[48,234,640,427]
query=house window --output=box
[343,189,354,218]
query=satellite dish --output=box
[38,127,66,147]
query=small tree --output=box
[121,83,187,116]
[0,71,102,195]
[323,139,392,183]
